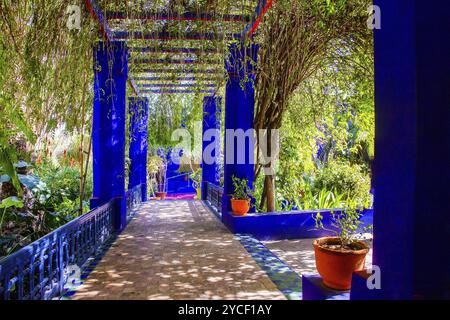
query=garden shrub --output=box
[0,162,93,257]
[313,160,372,208]
[33,163,91,218]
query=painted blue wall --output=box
[223,43,258,213]
[361,0,450,299]
[165,148,196,194]
[302,275,350,300]
[90,41,128,230]
[139,99,149,201]
[222,209,373,241]
[201,96,222,199]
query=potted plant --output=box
[313,207,372,290]
[155,162,167,200]
[149,149,168,200]
[147,156,161,199]
[189,169,202,199]
[230,175,253,216]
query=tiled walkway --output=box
[72,201,285,300]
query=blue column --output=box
[351,0,450,299]
[222,43,258,213]
[128,97,149,202]
[140,98,149,202]
[90,41,128,231]
[201,96,222,200]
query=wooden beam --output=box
[138,83,216,88]
[133,58,221,65]
[141,89,216,94]
[113,31,241,41]
[106,11,250,23]
[244,0,273,38]
[136,69,224,74]
[129,47,222,54]
[133,76,223,81]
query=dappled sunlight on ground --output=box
[72,200,285,300]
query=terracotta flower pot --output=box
[155,192,167,200]
[231,199,250,216]
[313,237,369,291]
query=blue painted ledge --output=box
[222,209,373,241]
[302,274,350,300]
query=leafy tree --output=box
[254,0,373,211]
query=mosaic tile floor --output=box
[69,200,286,300]
[235,235,304,300]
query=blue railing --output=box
[205,182,223,213]
[0,185,142,300]
[126,185,142,222]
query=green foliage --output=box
[272,159,372,212]
[0,1,96,136]
[231,176,253,201]
[277,183,346,211]
[147,155,164,175]
[0,161,93,257]
[189,169,202,189]
[0,197,24,210]
[147,93,205,148]
[0,197,24,235]
[33,162,91,220]
[314,207,373,248]
[0,51,35,195]
[251,0,374,212]
[0,148,21,194]
[147,150,168,194]
[0,196,25,254]
[258,10,375,212]
[300,188,346,211]
[314,161,372,208]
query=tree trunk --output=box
[264,174,275,212]
[259,181,267,210]
[263,128,276,212]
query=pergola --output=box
[1,0,448,301]
[84,0,450,300]
[84,0,272,227]
[85,0,272,94]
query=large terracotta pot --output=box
[155,192,167,200]
[313,237,369,291]
[231,199,250,216]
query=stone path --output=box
[72,201,285,300]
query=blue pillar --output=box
[90,41,128,231]
[140,99,149,202]
[352,0,450,299]
[222,43,258,213]
[201,96,222,200]
[128,97,149,202]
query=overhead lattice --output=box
[84,0,272,96]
